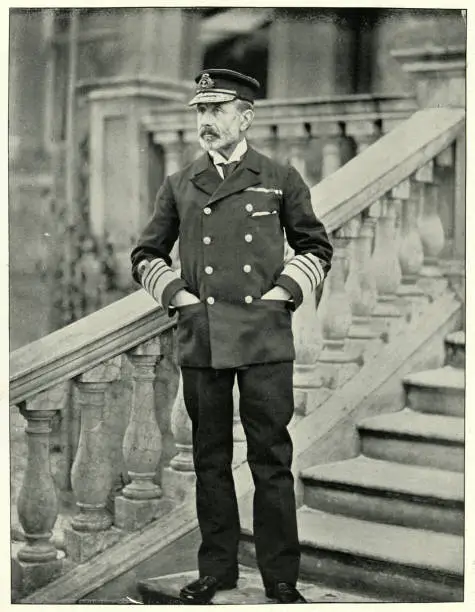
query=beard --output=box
[198,128,222,151]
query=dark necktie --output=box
[218,161,239,180]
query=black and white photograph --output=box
[8,3,467,605]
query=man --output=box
[131,69,333,604]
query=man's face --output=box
[196,100,252,157]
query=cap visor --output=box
[188,91,236,106]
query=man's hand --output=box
[261,286,292,301]
[171,289,201,307]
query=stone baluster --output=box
[349,119,383,155]
[292,288,326,414]
[435,145,454,255]
[162,373,196,503]
[321,140,341,178]
[114,337,165,531]
[345,215,381,360]
[13,385,70,595]
[288,122,314,185]
[414,160,447,298]
[435,144,462,287]
[169,375,194,473]
[65,357,122,562]
[396,178,428,319]
[164,138,185,175]
[316,230,361,389]
[369,197,404,340]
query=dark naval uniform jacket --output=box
[131,145,333,370]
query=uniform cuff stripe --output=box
[142,258,181,307]
[302,253,325,285]
[282,263,314,296]
[291,257,319,289]
[142,259,166,287]
[143,262,167,293]
[148,268,173,298]
[286,260,315,291]
[298,254,322,286]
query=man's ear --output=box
[240,108,255,132]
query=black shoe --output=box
[266,582,307,603]
[179,576,238,604]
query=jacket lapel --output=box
[208,147,262,205]
[190,147,262,207]
[190,154,222,198]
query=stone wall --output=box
[370,9,466,94]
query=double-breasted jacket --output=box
[131,145,333,369]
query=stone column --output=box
[268,9,358,97]
[392,45,466,109]
[87,77,191,290]
[121,8,202,81]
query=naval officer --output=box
[131,68,333,604]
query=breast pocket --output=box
[250,209,278,218]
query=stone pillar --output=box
[392,45,466,109]
[121,8,202,81]
[65,358,123,562]
[87,77,191,290]
[268,9,358,98]
[9,9,50,161]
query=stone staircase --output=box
[10,106,465,604]
[139,329,464,604]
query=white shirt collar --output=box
[209,138,248,168]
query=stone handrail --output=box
[10,104,465,599]
[10,291,170,405]
[313,107,464,229]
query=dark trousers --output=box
[181,362,300,588]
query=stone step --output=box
[239,506,463,602]
[300,455,464,535]
[403,366,464,417]
[444,330,465,368]
[136,566,381,604]
[358,408,464,472]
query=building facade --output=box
[9,7,466,348]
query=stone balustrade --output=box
[142,93,417,186]
[10,105,465,599]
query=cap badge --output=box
[197,73,215,91]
